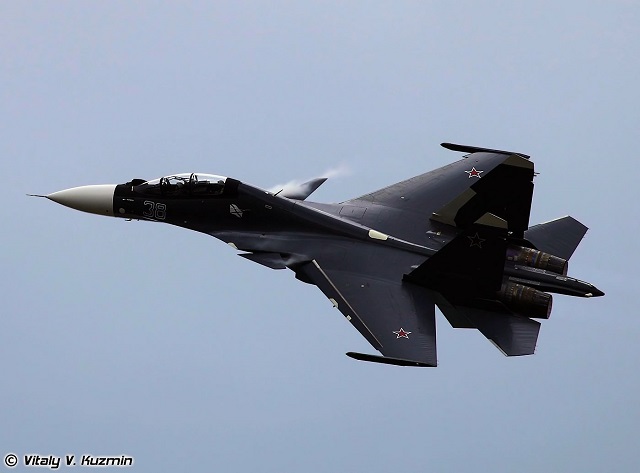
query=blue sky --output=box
[2,2,638,471]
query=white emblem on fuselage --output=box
[230,204,243,218]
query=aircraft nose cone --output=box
[47,184,116,216]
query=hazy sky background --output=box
[2,2,638,471]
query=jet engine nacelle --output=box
[498,282,553,319]
[506,245,568,275]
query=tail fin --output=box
[405,213,508,296]
[524,216,587,260]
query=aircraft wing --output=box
[295,259,438,367]
[343,145,534,242]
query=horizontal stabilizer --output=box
[466,309,540,356]
[525,216,588,260]
[346,352,435,367]
[435,296,540,356]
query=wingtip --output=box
[346,352,435,367]
[440,142,530,159]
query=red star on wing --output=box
[393,328,411,339]
[465,167,483,178]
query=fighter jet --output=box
[36,143,603,367]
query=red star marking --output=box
[465,167,483,178]
[393,328,412,339]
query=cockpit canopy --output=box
[134,173,227,196]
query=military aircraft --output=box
[36,143,603,367]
